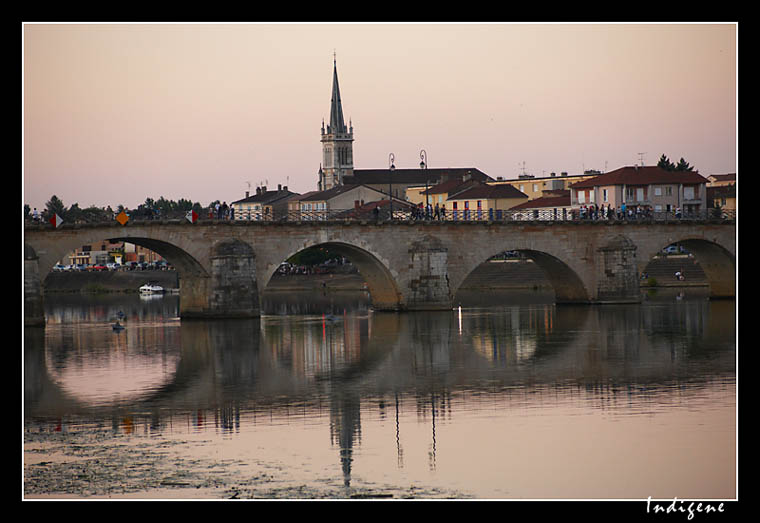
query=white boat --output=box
[139,283,164,295]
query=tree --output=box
[45,195,66,219]
[657,154,696,172]
[67,203,83,223]
[675,157,694,172]
[657,154,675,171]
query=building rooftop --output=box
[446,182,528,201]
[569,166,708,189]
[510,191,571,210]
[299,184,383,202]
[345,167,493,186]
[231,186,297,205]
[708,173,736,183]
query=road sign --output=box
[116,211,129,226]
[186,210,198,224]
[49,213,63,228]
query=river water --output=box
[23,289,736,500]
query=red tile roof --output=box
[708,173,736,182]
[569,166,708,189]
[446,183,528,201]
[510,191,571,210]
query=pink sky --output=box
[23,23,737,212]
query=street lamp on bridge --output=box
[420,149,429,218]
[389,153,395,220]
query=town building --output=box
[296,184,406,219]
[445,182,529,220]
[568,165,708,215]
[706,173,736,213]
[707,173,736,187]
[491,171,599,201]
[508,190,572,220]
[230,184,298,220]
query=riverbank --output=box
[43,270,180,293]
[41,255,707,295]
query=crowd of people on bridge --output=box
[576,203,665,221]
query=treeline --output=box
[656,154,696,172]
[25,195,217,223]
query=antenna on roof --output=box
[637,152,646,166]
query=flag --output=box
[186,210,198,224]
[49,213,63,228]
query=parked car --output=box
[106,262,121,270]
[90,264,107,271]
[52,264,66,272]
[75,264,88,271]
[662,245,690,255]
[124,261,139,270]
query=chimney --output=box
[245,191,249,198]
[354,200,360,209]
[278,184,282,192]
[283,185,288,192]
[256,187,262,195]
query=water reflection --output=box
[25,290,736,498]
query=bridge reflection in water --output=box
[24,291,735,497]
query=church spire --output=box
[329,54,347,134]
[320,53,354,191]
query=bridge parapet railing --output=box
[24,207,736,227]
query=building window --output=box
[665,186,672,196]
[602,189,608,202]
[636,188,644,201]
[654,187,662,196]
[684,186,694,200]
[578,190,585,204]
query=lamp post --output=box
[389,153,395,220]
[420,149,428,219]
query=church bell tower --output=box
[319,55,354,191]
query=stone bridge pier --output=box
[23,220,735,324]
[181,239,260,319]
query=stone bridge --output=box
[23,219,736,325]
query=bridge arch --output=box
[260,240,402,311]
[108,236,208,276]
[453,245,591,305]
[639,236,735,298]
